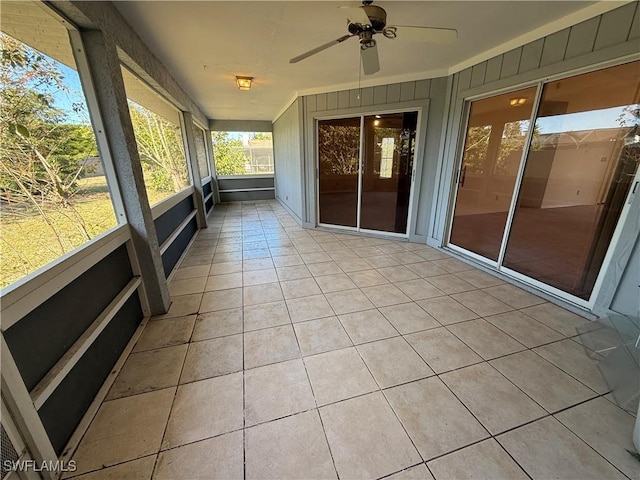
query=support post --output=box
[205,129,221,204]
[80,30,170,315]
[182,112,208,228]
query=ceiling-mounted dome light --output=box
[236,76,253,90]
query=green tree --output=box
[251,132,272,141]
[0,33,99,248]
[462,121,534,176]
[211,131,247,175]
[318,125,360,175]
[128,102,188,193]
[462,125,491,174]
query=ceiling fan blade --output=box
[391,25,457,44]
[290,34,355,63]
[339,5,370,25]
[361,43,380,75]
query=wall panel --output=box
[400,82,415,102]
[4,246,133,391]
[540,29,570,67]
[519,38,543,73]
[154,195,194,246]
[162,217,198,276]
[565,16,600,59]
[273,98,304,221]
[373,85,387,104]
[386,83,401,103]
[38,292,142,454]
[500,47,522,78]
[202,180,212,198]
[414,79,430,99]
[484,56,503,83]
[470,63,487,88]
[593,3,635,51]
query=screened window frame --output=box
[0,8,128,293]
[193,123,212,181]
[211,131,275,178]
[120,64,193,207]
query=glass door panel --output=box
[503,61,640,299]
[449,87,537,260]
[318,117,361,227]
[360,112,418,233]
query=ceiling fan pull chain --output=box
[357,52,362,103]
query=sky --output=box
[537,106,637,134]
[52,62,89,124]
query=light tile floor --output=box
[68,201,638,480]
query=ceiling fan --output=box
[289,1,457,75]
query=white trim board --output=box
[159,211,198,255]
[150,186,195,220]
[58,315,149,465]
[1,225,131,330]
[30,278,141,410]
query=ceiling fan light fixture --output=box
[236,76,253,90]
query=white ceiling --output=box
[112,1,619,122]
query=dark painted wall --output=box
[154,195,195,246]
[3,245,144,455]
[218,176,275,202]
[38,293,143,455]
[202,181,212,198]
[162,217,198,277]
[4,246,133,391]
[217,177,274,190]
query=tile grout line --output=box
[149,309,194,478]
[347,321,432,473]
[82,202,622,478]
[240,214,247,480]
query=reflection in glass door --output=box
[318,111,418,235]
[448,60,640,304]
[318,118,361,227]
[449,87,537,260]
[360,112,418,233]
[503,61,640,300]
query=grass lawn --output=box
[1,176,171,289]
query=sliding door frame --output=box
[445,80,542,267]
[494,82,545,267]
[445,56,640,310]
[356,115,365,231]
[315,107,423,238]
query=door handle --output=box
[460,165,467,187]
[628,181,639,205]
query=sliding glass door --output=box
[318,111,418,235]
[449,87,537,261]
[503,61,640,299]
[318,118,361,227]
[449,60,640,303]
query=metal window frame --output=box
[314,107,424,238]
[444,55,640,311]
